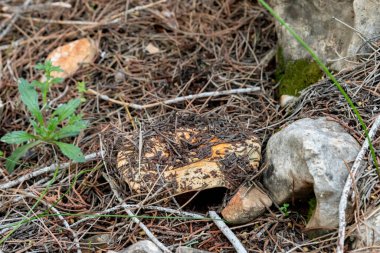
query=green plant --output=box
[0,61,88,173]
[77,81,87,102]
[307,197,317,221]
[258,0,379,176]
[280,203,290,217]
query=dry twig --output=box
[0,151,103,190]
[70,204,205,228]
[337,115,380,253]
[2,2,71,13]
[209,211,247,253]
[86,87,261,110]
[102,172,171,253]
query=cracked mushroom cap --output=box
[117,117,261,195]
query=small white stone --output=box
[119,240,162,253]
[279,94,296,107]
[145,43,160,54]
[115,71,126,83]
[176,246,212,253]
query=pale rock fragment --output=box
[221,186,272,224]
[45,38,97,79]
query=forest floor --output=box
[0,1,379,252]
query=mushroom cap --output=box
[117,116,261,195]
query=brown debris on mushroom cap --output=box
[117,115,261,195]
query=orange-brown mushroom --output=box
[117,124,261,196]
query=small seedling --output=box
[77,81,87,102]
[280,203,290,217]
[1,61,88,173]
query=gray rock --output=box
[114,71,126,83]
[347,0,380,64]
[352,208,380,250]
[271,0,380,71]
[176,246,211,253]
[264,118,360,230]
[221,186,272,224]
[120,240,162,253]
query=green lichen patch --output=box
[276,52,323,97]
[307,197,317,222]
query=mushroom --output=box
[117,117,261,196]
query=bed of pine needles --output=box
[0,0,379,252]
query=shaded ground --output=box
[0,0,379,252]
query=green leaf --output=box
[31,80,43,89]
[18,79,43,124]
[53,99,81,122]
[31,120,46,137]
[1,131,35,144]
[35,61,63,73]
[55,120,88,139]
[5,141,41,173]
[51,77,64,84]
[35,62,47,71]
[77,81,87,93]
[47,117,60,133]
[49,65,64,73]
[55,142,85,162]
[67,114,83,125]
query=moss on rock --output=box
[275,48,323,97]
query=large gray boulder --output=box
[271,0,380,71]
[264,118,360,230]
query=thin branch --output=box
[102,172,171,253]
[115,0,167,19]
[208,211,248,253]
[70,204,205,228]
[0,0,32,41]
[86,86,261,110]
[0,151,103,190]
[45,199,81,253]
[2,2,71,13]
[337,115,380,253]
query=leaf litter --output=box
[0,0,379,252]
